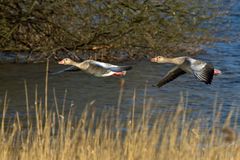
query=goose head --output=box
[151,56,166,63]
[58,58,74,65]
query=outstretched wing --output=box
[108,66,132,72]
[155,67,186,88]
[49,66,80,75]
[89,60,132,72]
[193,64,214,84]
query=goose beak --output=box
[150,57,157,62]
[214,69,222,75]
[58,60,64,64]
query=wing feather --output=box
[89,60,117,68]
[155,67,186,88]
[193,64,214,84]
[108,66,132,72]
[89,60,132,72]
[49,66,80,75]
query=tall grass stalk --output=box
[44,59,49,119]
[0,87,239,159]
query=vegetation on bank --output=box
[0,88,239,159]
[0,0,230,62]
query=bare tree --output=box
[0,0,230,62]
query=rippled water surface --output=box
[0,2,240,125]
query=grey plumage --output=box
[193,64,214,84]
[152,56,215,87]
[156,67,186,87]
[56,58,132,77]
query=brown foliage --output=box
[0,0,229,60]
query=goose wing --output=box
[49,66,80,75]
[89,61,132,72]
[192,63,214,84]
[108,65,132,72]
[155,67,186,88]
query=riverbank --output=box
[0,44,204,64]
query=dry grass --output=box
[0,91,239,160]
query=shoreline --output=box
[0,46,204,64]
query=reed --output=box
[0,87,239,160]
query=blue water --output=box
[0,1,240,127]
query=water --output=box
[0,2,240,125]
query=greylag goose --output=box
[151,56,221,87]
[58,58,132,77]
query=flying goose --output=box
[57,58,132,77]
[151,56,221,87]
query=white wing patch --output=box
[90,60,118,69]
[188,58,207,71]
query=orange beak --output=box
[151,57,157,62]
[58,60,64,64]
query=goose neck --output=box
[163,57,183,65]
[73,61,88,70]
